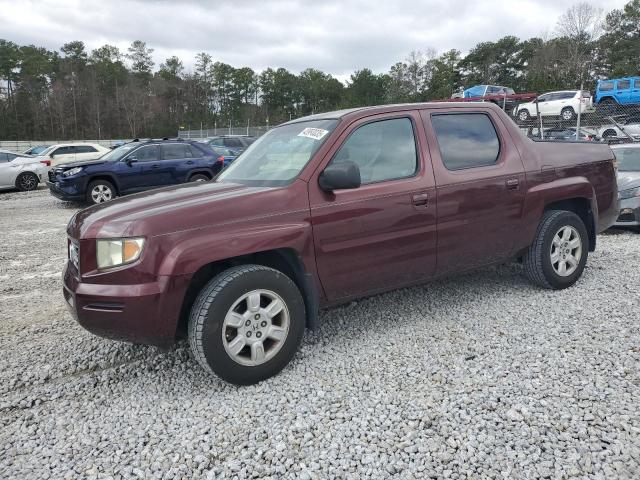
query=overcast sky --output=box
[0,0,629,81]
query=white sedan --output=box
[32,143,110,167]
[514,90,593,122]
[0,149,48,191]
[597,114,640,140]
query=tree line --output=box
[0,1,638,140]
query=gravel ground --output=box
[1,187,639,479]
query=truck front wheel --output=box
[523,210,588,289]
[188,265,305,385]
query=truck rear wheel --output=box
[188,265,305,385]
[523,210,588,290]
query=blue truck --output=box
[595,77,640,107]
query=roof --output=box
[284,101,504,125]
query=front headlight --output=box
[96,238,145,269]
[619,186,640,200]
[63,166,83,177]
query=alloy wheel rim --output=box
[562,110,572,120]
[222,289,290,366]
[91,185,112,203]
[21,175,37,190]
[550,226,582,277]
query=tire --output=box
[518,109,530,122]
[189,173,210,183]
[560,107,575,121]
[523,210,589,290]
[86,179,116,205]
[188,265,306,385]
[15,172,39,191]
[597,98,617,114]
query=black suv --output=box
[46,139,218,205]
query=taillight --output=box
[217,156,225,163]
[40,160,51,166]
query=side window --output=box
[225,138,243,148]
[132,145,159,162]
[600,81,614,91]
[53,146,71,156]
[537,94,549,102]
[76,145,98,153]
[331,117,418,184]
[162,144,187,160]
[559,92,576,100]
[209,138,224,147]
[0,153,8,162]
[189,145,202,157]
[431,113,500,171]
[617,79,631,90]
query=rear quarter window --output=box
[431,113,500,170]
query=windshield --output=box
[100,144,137,161]
[615,148,640,171]
[217,119,339,186]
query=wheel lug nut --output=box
[245,320,251,327]
[246,331,252,337]
[256,332,262,338]
[261,321,267,327]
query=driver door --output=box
[115,145,160,193]
[309,111,437,301]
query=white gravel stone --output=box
[1,188,639,479]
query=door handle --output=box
[506,178,520,189]
[151,164,160,169]
[186,160,194,165]
[412,193,429,207]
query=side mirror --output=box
[125,156,138,165]
[49,153,55,159]
[319,161,361,192]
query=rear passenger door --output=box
[616,79,632,105]
[421,109,526,275]
[157,144,191,185]
[309,112,437,300]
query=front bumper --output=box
[614,197,640,227]
[46,180,85,201]
[63,262,191,347]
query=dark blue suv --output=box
[47,139,220,205]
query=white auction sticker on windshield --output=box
[298,127,329,140]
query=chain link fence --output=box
[177,126,272,140]
[506,96,640,144]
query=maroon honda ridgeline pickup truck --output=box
[64,103,618,384]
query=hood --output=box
[617,171,640,191]
[54,158,109,169]
[68,180,308,239]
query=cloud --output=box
[0,0,628,80]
